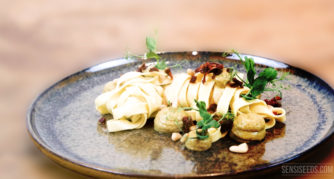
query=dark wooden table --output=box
[1,0,333,178]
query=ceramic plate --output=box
[27,52,334,178]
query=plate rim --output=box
[26,51,334,178]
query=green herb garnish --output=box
[155,59,167,70]
[193,100,220,140]
[146,35,181,70]
[145,36,161,60]
[222,52,231,58]
[145,36,169,70]
[217,112,235,123]
[231,50,289,100]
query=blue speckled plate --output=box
[27,52,334,178]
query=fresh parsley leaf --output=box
[196,120,204,128]
[250,77,268,97]
[195,100,212,121]
[258,67,277,82]
[146,51,160,60]
[244,56,256,85]
[155,59,167,70]
[231,50,289,100]
[146,36,157,52]
[218,112,235,122]
[145,36,161,61]
[207,120,220,129]
[196,133,209,140]
[194,100,221,140]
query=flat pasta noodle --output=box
[112,96,148,121]
[96,65,287,138]
[217,86,237,115]
[95,67,172,132]
[197,74,215,108]
[178,76,191,107]
[230,87,265,115]
[212,85,224,104]
[187,73,203,107]
[163,71,286,139]
[165,73,189,107]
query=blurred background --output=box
[0,0,333,178]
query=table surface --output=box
[1,0,333,178]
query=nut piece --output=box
[189,125,197,131]
[229,143,248,153]
[188,130,197,138]
[208,127,217,135]
[171,132,182,141]
[180,133,189,143]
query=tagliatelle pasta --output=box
[95,66,172,132]
[95,59,288,152]
[164,72,286,130]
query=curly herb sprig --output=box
[231,50,289,100]
[183,100,234,140]
[126,35,181,70]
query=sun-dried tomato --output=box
[228,78,243,88]
[149,67,159,72]
[190,75,197,83]
[194,62,224,83]
[137,63,147,72]
[98,117,106,125]
[220,120,233,133]
[182,116,194,133]
[264,96,282,107]
[164,68,173,79]
[207,103,217,113]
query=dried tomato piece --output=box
[213,114,233,133]
[228,78,243,88]
[273,111,280,115]
[182,116,194,133]
[207,103,217,113]
[149,67,159,72]
[220,120,233,133]
[195,62,224,83]
[164,68,173,79]
[98,117,106,125]
[190,75,197,83]
[264,96,282,107]
[137,63,147,72]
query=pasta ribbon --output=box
[95,67,172,132]
[164,71,286,133]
